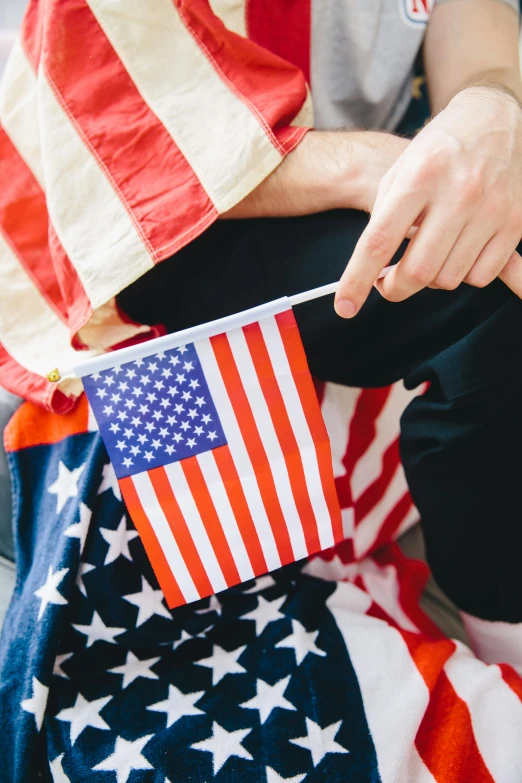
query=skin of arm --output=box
[222,130,410,219]
[335,0,522,317]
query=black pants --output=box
[119,209,522,623]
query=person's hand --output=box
[344,132,410,214]
[335,86,522,318]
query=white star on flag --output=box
[34,566,69,620]
[290,718,349,767]
[275,619,327,665]
[172,629,194,650]
[108,651,160,689]
[99,517,139,564]
[266,767,307,783]
[48,461,85,513]
[196,595,222,616]
[240,595,286,636]
[76,562,95,597]
[50,754,71,783]
[242,574,276,594]
[147,684,205,727]
[195,644,247,685]
[191,721,253,774]
[123,576,172,626]
[53,652,74,679]
[240,676,296,724]
[72,611,126,647]
[21,677,49,731]
[97,462,122,500]
[63,502,91,554]
[93,735,154,783]
[55,693,112,744]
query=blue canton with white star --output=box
[83,346,227,478]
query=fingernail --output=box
[376,266,393,280]
[335,298,357,318]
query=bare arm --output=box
[222,130,409,219]
[425,0,521,112]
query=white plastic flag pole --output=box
[46,280,339,383]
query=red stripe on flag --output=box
[177,0,308,145]
[275,310,343,544]
[399,631,495,783]
[499,664,522,701]
[20,0,45,69]
[374,543,443,639]
[43,0,217,260]
[344,388,392,518]
[119,476,185,608]
[243,321,320,555]
[181,455,241,588]
[148,466,214,599]
[0,127,68,321]
[247,0,311,83]
[354,438,401,524]
[3,391,88,452]
[213,445,268,576]
[48,223,93,337]
[210,332,295,566]
[368,491,415,557]
[415,670,495,783]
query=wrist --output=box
[451,80,522,113]
[334,131,410,213]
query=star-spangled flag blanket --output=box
[1,386,522,783]
[81,303,342,609]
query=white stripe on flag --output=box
[290,87,314,127]
[38,73,154,309]
[208,0,247,37]
[444,643,522,783]
[131,471,200,604]
[354,464,408,560]
[327,582,432,783]
[196,450,255,583]
[321,384,362,479]
[196,337,282,573]
[260,316,334,550]
[226,326,308,561]
[359,559,419,633]
[0,231,86,377]
[163,461,228,595]
[0,38,44,187]
[351,382,417,502]
[86,0,283,213]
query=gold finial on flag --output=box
[46,368,61,383]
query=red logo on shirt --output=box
[401,0,434,24]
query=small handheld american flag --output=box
[60,288,343,608]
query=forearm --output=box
[425,0,521,114]
[222,129,409,219]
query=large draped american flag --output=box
[1,386,522,783]
[1,2,522,782]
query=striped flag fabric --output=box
[3,385,522,782]
[82,303,342,608]
[0,0,308,410]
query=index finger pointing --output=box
[335,192,425,318]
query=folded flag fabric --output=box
[82,301,342,608]
[2,391,522,783]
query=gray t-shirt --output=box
[311,0,519,131]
